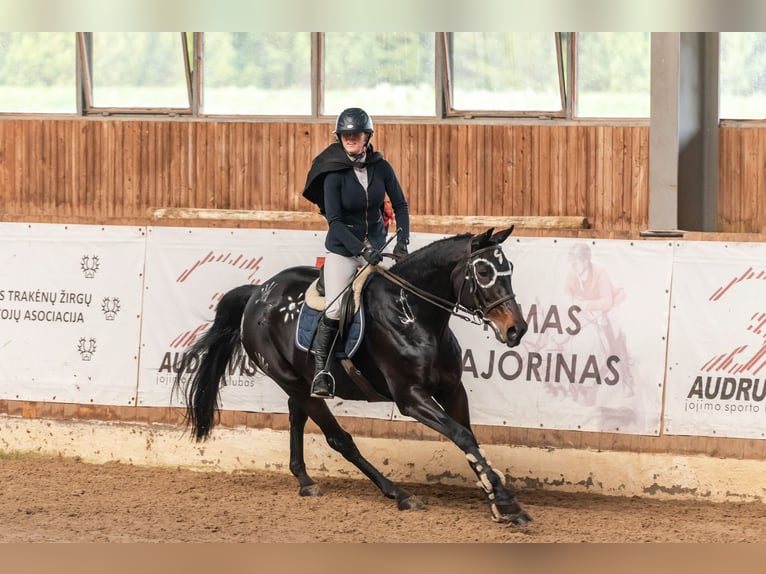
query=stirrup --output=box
[310,370,335,399]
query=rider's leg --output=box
[310,315,339,398]
[310,252,357,398]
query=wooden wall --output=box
[2,120,762,235]
[0,118,649,234]
[719,125,766,233]
[1,117,766,462]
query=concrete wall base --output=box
[1,416,764,504]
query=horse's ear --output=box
[472,227,495,249]
[490,225,515,245]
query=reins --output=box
[377,242,517,325]
[377,266,475,320]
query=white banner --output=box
[139,227,309,411]
[665,241,766,439]
[0,224,676,436]
[0,223,145,405]
[439,237,673,435]
[137,227,395,420]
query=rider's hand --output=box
[361,246,383,266]
[392,239,408,260]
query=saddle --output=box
[304,265,373,341]
[299,266,373,353]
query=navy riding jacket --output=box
[322,157,410,257]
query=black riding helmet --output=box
[333,107,374,141]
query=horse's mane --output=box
[389,232,475,278]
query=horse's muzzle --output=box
[504,321,527,347]
[487,308,528,347]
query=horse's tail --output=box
[172,284,257,441]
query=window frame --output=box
[0,32,79,116]
[571,32,652,121]
[318,32,439,120]
[196,32,315,119]
[718,32,766,122]
[440,32,567,119]
[77,32,194,116]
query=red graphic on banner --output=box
[171,251,264,347]
[703,268,766,375]
[169,323,209,349]
[710,266,766,301]
[176,251,263,284]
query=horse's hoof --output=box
[299,484,323,497]
[491,503,533,525]
[509,511,533,526]
[397,494,426,511]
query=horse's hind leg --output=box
[300,398,425,511]
[287,397,322,497]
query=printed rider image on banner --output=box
[561,242,636,427]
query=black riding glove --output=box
[392,239,409,260]
[361,246,383,266]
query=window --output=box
[575,32,650,118]
[323,32,435,117]
[445,33,563,116]
[202,32,312,116]
[2,33,662,120]
[720,32,766,120]
[0,32,76,114]
[80,32,190,111]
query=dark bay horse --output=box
[172,226,532,525]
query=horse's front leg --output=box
[466,447,531,525]
[397,386,532,526]
[287,397,322,497]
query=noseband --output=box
[378,242,518,325]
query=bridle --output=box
[377,242,518,325]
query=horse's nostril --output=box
[507,323,527,343]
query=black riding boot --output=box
[310,317,339,398]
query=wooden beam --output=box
[150,207,325,223]
[150,208,590,230]
[410,214,589,229]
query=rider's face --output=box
[340,132,367,156]
[570,255,590,277]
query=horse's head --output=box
[455,226,528,347]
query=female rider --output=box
[302,107,410,398]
